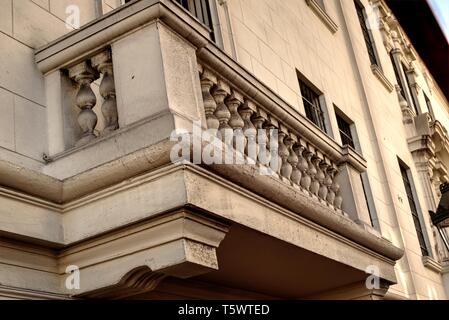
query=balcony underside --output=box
[123,224,387,300]
[0,161,399,299]
[171,224,381,299]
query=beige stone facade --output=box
[0,0,448,300]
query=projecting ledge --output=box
[59,210,229,297]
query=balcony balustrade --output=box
[198,64,343,211]
[29,0,388,240]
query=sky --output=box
[428,0,449,42]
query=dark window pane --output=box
[336,114,355,148]
[361,174,375,227]
[400,164,429,256]
[299,80,327,132]
[390,53,406,98]
[402,63,419,114]
[173,0,214,39]
[355,1,379,66]
[424,93,434,119]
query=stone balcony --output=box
[0,0,403,299]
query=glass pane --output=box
[355,1,379,66]
[299,80,327,132]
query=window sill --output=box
[305,0,338,34]
[371,64,394,93]
[422,255,443,273]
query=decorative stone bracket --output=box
[58,210,229,298]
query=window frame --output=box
[354,0,381,68]
[122,0,220,43]
[399,160,431,256]
[334,109,380,230]
[424,92,435,120]
[335,113,355,149]
[298,77,328,133]
[401,63,420,115]
[390,52,406,99]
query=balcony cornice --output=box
[35,0,211,74]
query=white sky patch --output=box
[428,0,449,42]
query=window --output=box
[354,0,379,66]
[336,113,355,148]
[399,163,429,256]
[299,79,327,132]
[390,53,406,99]
[174,0,214,38]
[424,93,435,120]
[125,0,216,40]
[335,110,379,229]
[402,63,419,114]
[360,173,377,228]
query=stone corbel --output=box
[407,135,435,156]
[58,210,230,298]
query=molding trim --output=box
[0,285,71,300]
[442,261,449,274]
[371,64,394,92]
[304,280,390,300]
[82,267,167,299]
[305,0,338,34]
[422,255,443,273]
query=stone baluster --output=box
[292,144,305,186]
[91,50,118,135]
[308,151,320,196]
[326,166,337,205]
[240,100,258,161]
[288,135,300,185]
[300,147,313,191]
[212,80,232,142]
[312,153,325,197]
[226,90,246,152]
[278,126,292,180]
[253,110,270,167]
[200,69,219,130]
[332,168,343,210]
[265,116,280,174]
[318,160,330,201]
[69,61,99,147]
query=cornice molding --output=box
[371,64,394,93]
[0,285,71,300]
[422,255,443,273]
[305,0,338,34]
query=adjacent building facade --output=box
[0,0,448,299]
